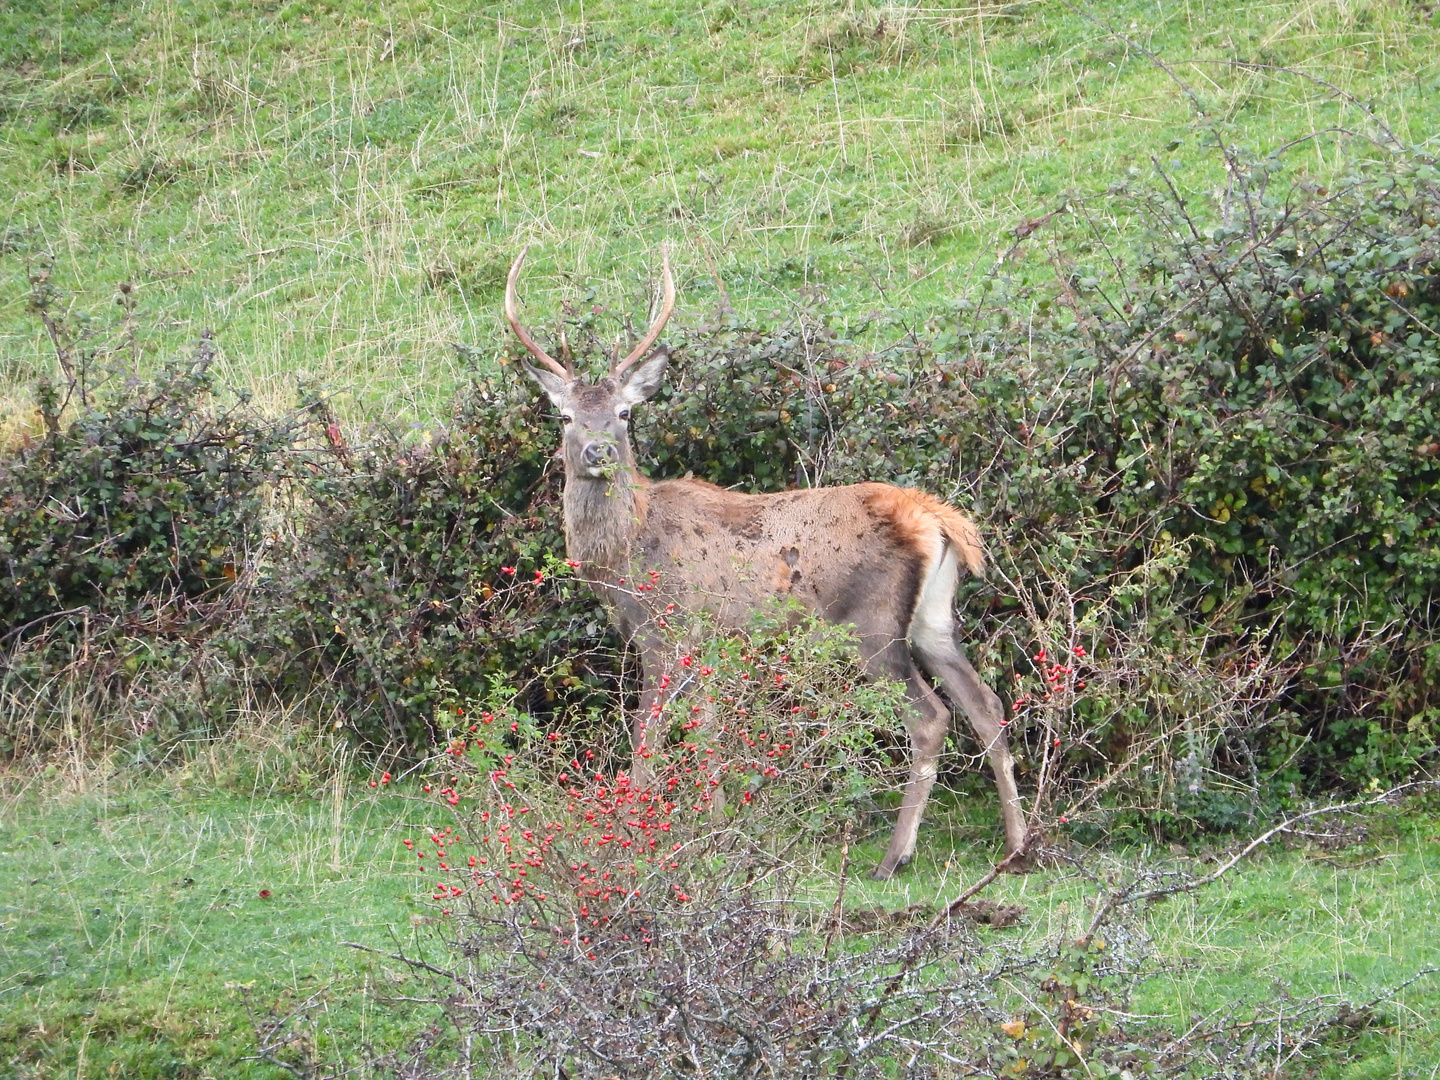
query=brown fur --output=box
[629,479,981,636]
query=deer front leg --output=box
[630,635,670,789]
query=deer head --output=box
[507,247,675,480]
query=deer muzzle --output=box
[581,441,619,474]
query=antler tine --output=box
[505,247,572,380]
[612,246,676,377]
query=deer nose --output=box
[581,442,618,469]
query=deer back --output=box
[628,479,984,645]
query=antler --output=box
[505,247,572,379]
[612,246,675,377]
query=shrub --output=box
[246,376,614,751]
[0,337,290,640]
[936,148,1440,792]
[374,619,1001,1079]
[0,312,296,757]
[337,618,1391,1079]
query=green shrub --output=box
[602,148,1440,804]
[0,328,297,757]
[940,149,1440,792]
[632,150,1440,803]
[0,339,290,640]
[246,376,618,750]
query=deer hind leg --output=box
[909,551,1029,865]
[686,689,728,818]
[872,653,952,880]
[914,638,1027,863]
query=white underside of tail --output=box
[910,540,959,661]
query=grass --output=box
[0,767,444,1078]
[1,0,1438,423]
[854,796,1440,1077]
[4,770,1438,1077]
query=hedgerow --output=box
[0,284,296,756]
[243,381,615,750]
[3,147,1436,823]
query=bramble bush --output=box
[0,272,297,756]
[948,147,1440,796]
[0,341,289,640]
[239,379,604,750]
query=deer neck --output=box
[563,465,650,578]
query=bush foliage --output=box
[627,147,1440,796]
[3,148,1437,817]
[246,382,612,749]
[0,318,295,756]
[1,337,289,638]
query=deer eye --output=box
[617,408,631,422]
[561,414,573,425]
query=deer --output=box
[505,247,1027,878]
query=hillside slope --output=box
[1,0,1437,420]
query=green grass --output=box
[4,774,1438,1077]
[851,797,1440,1077]
[0,770,446,1078]
[2,0,1438,422]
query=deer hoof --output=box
[870,853,911,881]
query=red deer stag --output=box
[506,247,1026,877]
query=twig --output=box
[1362,965,1440,1011]
[823,821,852,957]
[1136,781,1438,905]
[1,606,93,649]
[1187,60,1404,150]
[932,848,1030,930]
[339,940,469,986]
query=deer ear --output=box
[523,360,571,407]
[617,348,669,406]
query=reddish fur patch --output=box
[862,485,985,579]
[770,557,794,595]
